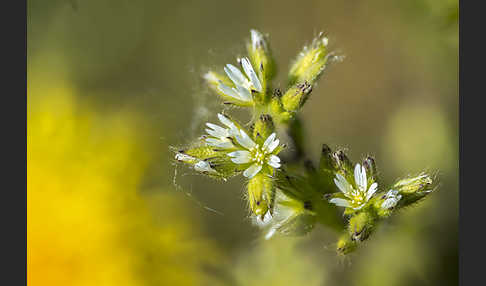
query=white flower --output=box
[381,189,402,210]
[204,113,240,149]
[217,57,262,103]
[227,131,281,179]
[329,163,378,210]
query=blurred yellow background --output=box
[27,0,458,285]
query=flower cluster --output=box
[173,29,437,255]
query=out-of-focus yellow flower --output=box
[27,73,220,286]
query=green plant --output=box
[174,29,437,255]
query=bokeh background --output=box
[27,0,458,285]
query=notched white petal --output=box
[235,84,253,102]
[366,182,378,201]
[227,150,252,164]
[329,198,351,207]
[243,163,262,178]
[194,160,217,174]
[262,133,276,150]
[175,153,196,162]
[236,130,257,149]
[224,64,247,87]
[267,138,279,153]
[218,83,244,101]
[241,57,262,92]
[334,173,353,195]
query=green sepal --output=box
[281,82,312,112]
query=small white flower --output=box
[227,131,281,179]
[204,113,240,149]
[329,163,378,210]
[217,57,262,103]
[381,189,402,210]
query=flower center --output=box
[351,194,364,205]
[251,145,267,165]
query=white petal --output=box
[217,113,235,129]
[381,197,400,210]
[194,160,216,174]
[236,130,257,150]
[205,123,228,138]
[218,83,243,101]
[206,128,224,138]
[227,150,252,164]
[205,138,233,148]
[329,198,351,207]
[267,160,281,168]
[241,57,262,92]
[267,138,279,153]
[175,153,195,162]
[224,64,248,87]
[365,182,378,201]
[269,155,280,163]
[262,133,276,150]
[354,164,367,191]
[234,84,253,102]
[268,155,281,168]
[334,173,353,195]
[243,163,262,178]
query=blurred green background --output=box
[27,0,458,285]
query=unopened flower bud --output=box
[253,114,275,145]
[333,150,354,177]
[348,212,375,242]
[288,32,329,85]
[337,233,358,255]
[363,156,378,184]
[247,173,275,219]
[247,29,276,86]
[281,81,312,112]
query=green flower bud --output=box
[337,233,358,255]
[269,89,292,123]
[174,149,246,180]
[319,144,337,173]
[288,33,329,86]
[391,173,436,206]
[179,146,221,160]
[281,81,312,112]
[247,29,276,97]
[363,156,378,185]
[347,212,375,242]
[247,172,275,219]
[333,150,354,178]
[253,114,275,145]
